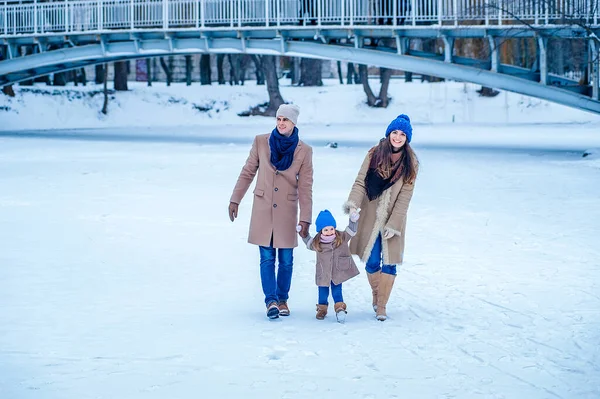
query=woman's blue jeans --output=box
[259,245,293,306]
[365,234,397,275]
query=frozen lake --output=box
[1,124,599,399]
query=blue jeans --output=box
[259,245,293,306]
[318,281,343,305]
[365,234,397,276]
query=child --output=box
[299,209,361,323]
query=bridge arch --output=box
[2,37,599,114]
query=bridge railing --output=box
[1,0,598,36]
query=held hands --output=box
[228,202,239,222]
[297,221,310,238]
[350,207,361,223]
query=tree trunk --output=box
[200,55,212,85]
[160,57,172,86]
[95,65,105,84]
[114,61,128,91]
[251,55,265,85]
[337,61,343,84]
[79,68,87,86]
[217,54,226,84]
[228,54,242,85]
[2,85,15,97]
[378,67,393,107]
[299,58,323,86]
[262,55,285,115]
[347,62,358,84]
[405,71,413,82]
[185,55,193,86]
[53,71,69,86]
[359,65,377,106]
[101,64,109,114]
[146,59,152,87]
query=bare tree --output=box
[250,55,265,85]
[114,61,128,91]
[262,55,285,115]
[185,55,193,86]
[299,58,323,86]
[217,54,226,84]
[101,64,109,115]
[160,57,173,86]
[359,65,394,107]
[2,85,15,97]
[200,55,212,85]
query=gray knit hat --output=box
[276,104,300,125]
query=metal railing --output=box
[1,0,598,36]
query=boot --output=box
[334,302,347,324]
[278,301,290,316]
[376,273,396,321]
[316,304,328,320]
[367,271,381,312]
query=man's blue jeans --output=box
[365,234,397,275]
[259,245,294,306]
[318,282,343,305]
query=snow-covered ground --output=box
[2,79,600,131]
[1,120,599,398]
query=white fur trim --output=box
[360,189,392,263]
[385,227,403,237]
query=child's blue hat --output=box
[316,210,337,233]
[385,114,413,143]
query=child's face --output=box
[321,226,335,236]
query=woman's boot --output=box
[367,271,381,312]
[376,273,396,321]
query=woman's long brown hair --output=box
[369,136,419,184]
[313,231,344,252]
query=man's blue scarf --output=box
[269,127,299,171]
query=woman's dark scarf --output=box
[365,150,402,201]
[269,127,299,171]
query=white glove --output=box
[383,229,395,240]
[350,208,361,223]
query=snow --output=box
[1,80,600,398]
[2,80,600,132]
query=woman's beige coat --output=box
[344,150,416,265]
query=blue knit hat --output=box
[385,114,413,143]
[315,210,337,233]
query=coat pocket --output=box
[337,256,351,271]
[254,188,265,197]
[287,193,298,201]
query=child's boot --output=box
[334,302,347,324]
[316,304,328,320]
[367,271,381,312]
[376,273,396,321]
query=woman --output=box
[344,114,419,321]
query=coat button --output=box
[275,171,279,175]
[274,187,278,192]
[273,204,277,208]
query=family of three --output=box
[228,104,419,322]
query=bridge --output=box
[1,0,599,113]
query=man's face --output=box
[277,116,295,135]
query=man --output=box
[229,104,313,319]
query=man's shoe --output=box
[266,302,280,319]
[278,301,290,316]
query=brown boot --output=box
[376,273,396,321]
[367,271,381,312]
[334,302,347,323]
[316,304,328,320]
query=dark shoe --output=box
[267,301,280,319]
[278,301,290,316]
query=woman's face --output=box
[389,130,407,149]
[321,226,336,236]
[277,116,295,135]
